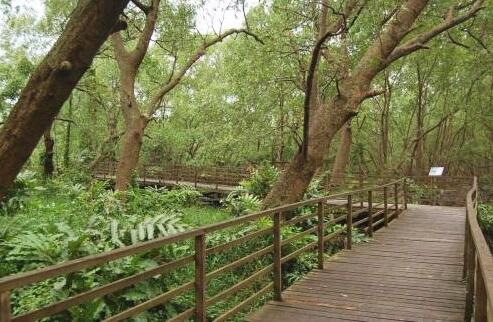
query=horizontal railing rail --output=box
[93,160,251,190]
[0,179,407,322]
[463,177,493,321]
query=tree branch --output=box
[110,32,130,60]
[385,0,484,64]
[301,0,359,158]
[131,0,160,66]
[362,88,385,100]
[55,118,76,124]
[463,28,491,53]
[411,110,458,144]
[131,0,150,14]
[146,28,263,116]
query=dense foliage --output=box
[479,204,493,247]
[0,0,491,320]
[0,0,490,178]
[0,169,359,321]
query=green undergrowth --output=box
[181,205,230,227]
[479,203,493,247]
[0,168,368,321]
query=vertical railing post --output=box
[464,231,476,322]
[394,182,399,218]
[403,178,408,209]
[383,186,388,227]
[346,194,353,250]
[273,212,282,301]
[367,190,373,237]
[317,202,325,269]
[194,233,206,322]
[474,258,487,322]
[0,291,11,322]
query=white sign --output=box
[429,167,445,176]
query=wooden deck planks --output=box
[247,205,467,322]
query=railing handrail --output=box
[464,176,493,318]
[0,178,404,292]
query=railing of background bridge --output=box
[93,161,251,189]
[0,179,407,322]
[463,177,493,321]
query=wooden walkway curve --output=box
[248,205,467,322]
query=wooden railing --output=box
[0,179,407,322]
[329,175,473,206]
[93,160,251,189]
[463,177,493,321]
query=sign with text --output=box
[429,167,445,176]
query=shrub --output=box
[223,192,261,217]
[0,171,36,215]
[478,203,493,241]
[240,163,279,198]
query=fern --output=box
[223,192,261,217]
[110,212,190,246]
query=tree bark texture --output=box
[329,122,352,188]
[0,0,129,198]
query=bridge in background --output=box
[93,160,479,206]
[0,177,491,322]
[93,160,251,194]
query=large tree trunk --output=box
[115,116,147,190]
[264,102,353,206]
[263,0,431,208]
[43,126,55,177]
[328,122,352,188]
[0,0,129,198]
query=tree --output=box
[110,0,261,190]
[263,0,484,207]
[0,0,130,198]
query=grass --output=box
[181,205,231,227]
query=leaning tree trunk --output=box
[263,102,354,207]
[0,0,129,199]
[114,116,147,190]
[328,122,352,188]
[263,0,433,208]
[43,126,55,177]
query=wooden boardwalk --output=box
[248,205,467,322]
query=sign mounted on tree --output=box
[429,167,445,176]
